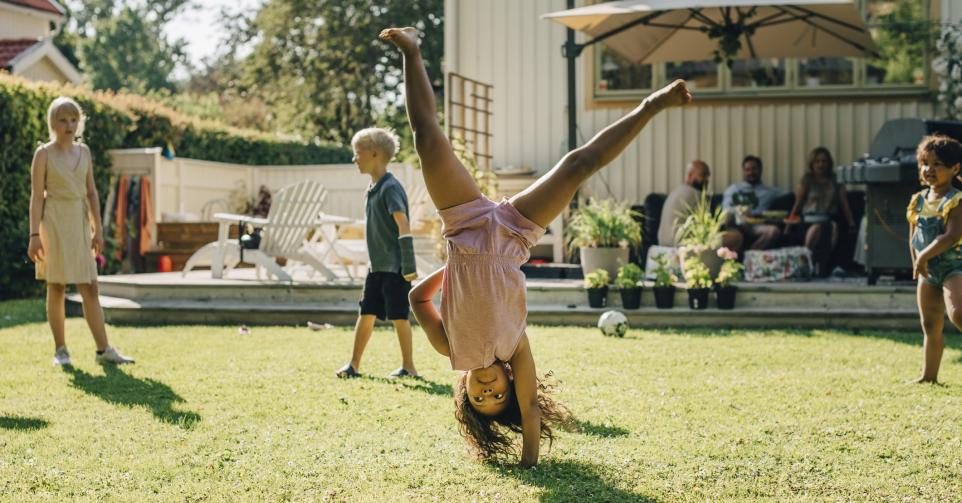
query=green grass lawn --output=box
[2,299,962,501]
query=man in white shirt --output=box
[659,160,742,251]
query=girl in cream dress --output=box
[28,97,134,366]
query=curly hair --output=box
[453,365,574,462]
[918,135,962,170]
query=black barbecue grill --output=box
[837,118,962,284]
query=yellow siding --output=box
[447,0,939,204]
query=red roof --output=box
[0,38,42,67]
[1,0,63,15]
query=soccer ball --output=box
[597,310,629,337]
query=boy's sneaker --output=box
[52,346,71,366]
[96,346,135,365]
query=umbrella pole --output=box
[565,0,578,154]
[563,0,581,228]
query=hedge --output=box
[0,74,351,299]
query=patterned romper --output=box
[907,188,962,287]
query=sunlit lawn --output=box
[2,298,962,501]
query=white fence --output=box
[109,148,427,224]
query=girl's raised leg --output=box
[380,27,480,211]
[511,80,692,228]
[915,278,946,383]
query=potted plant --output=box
[614,263,644,309]
[715,247,744,310]
[567,198,642,279]
[675,189,727,280]
[583,269,610,308]
[683,255,712,310]
[651,254,677,309]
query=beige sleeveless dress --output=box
[36,144,98,284]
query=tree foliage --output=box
[55,0,189,92]
[236,0,444,144]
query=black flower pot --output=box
[653,285,675,309]
[715,285,737,310]
[620,286,642,309]
[687,287,710,310]
[586,286,608,308]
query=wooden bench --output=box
[146,222,242,272]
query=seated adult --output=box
[787,147,856,254]
[658,160,742,251]
[722,155,785,250]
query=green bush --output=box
[0,74,351,299]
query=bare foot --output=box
[646,79,693,110]
[379,27,419,55]
[908,376,938,384]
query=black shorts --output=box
[359,272,411,321]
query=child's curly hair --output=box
[917,135,962,187]
[918,135,962,169]
[453,365,574,462]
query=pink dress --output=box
[438,196,545,371]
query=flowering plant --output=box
[614,263,644,289]
[715,247,744,287]
[651,254,678,288]
[933,25,962,119]
[683,255,712,289]
[584,269,610,289]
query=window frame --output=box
[589,0,936,102]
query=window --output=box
[592,0,934,100]
[596,46,652,93]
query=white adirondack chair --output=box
[183,181,338,281]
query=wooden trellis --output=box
[445,72,493,170]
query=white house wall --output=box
[445,0,938,202]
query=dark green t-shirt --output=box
[366,172,409,273]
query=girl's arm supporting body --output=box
[409,267,449,356]
[508,336,540,466]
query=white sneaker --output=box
[52,346,71,366]
[95,346,135,365]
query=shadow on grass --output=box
[63,365,200,429]
[360,375,453,397]
[496,459,659,503]
[0,415,49,431]
[574,419,630,438]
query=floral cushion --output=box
[744,246,812,282]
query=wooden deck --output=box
[65,269,925,331]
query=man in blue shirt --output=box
[336,128,419,379]
[722,155,785,250]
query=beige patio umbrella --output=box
[545,0,879,153]
[543,0,879,64]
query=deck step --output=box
[67,294,923,330]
